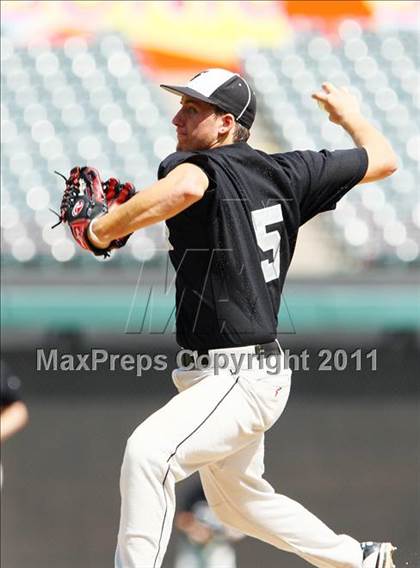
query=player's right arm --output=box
[312,82,398,183]
[88,163,209,250]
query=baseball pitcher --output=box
[56,68,397,568]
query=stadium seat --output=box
[242,27,420,265]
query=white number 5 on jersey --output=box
[251,204,283,283]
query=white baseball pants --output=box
[115,354,363,568]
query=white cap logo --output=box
[188,69,236,97]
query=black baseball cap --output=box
[160,68,256,129]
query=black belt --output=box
[180,340,280,368]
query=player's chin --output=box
[176,135,197,152]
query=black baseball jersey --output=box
[158,142,368,351]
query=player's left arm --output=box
[88,163,208,249]
[312,83,398,183]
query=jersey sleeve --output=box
[274,147,368,225]
[158,151,217,191]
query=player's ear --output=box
[218,113,235,135]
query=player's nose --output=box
[172,109,184,127]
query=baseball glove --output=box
[102,177,136,250]
[53,166,136,257]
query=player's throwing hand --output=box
[312,82,361,126]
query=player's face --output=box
[172,97,222,151]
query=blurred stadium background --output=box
[1,2,419,567]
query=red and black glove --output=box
[53,167,136,257]
[102,177,136,250]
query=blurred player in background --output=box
[59,68,398,568]
[1,360,28,443]
[1,360,29,487]
[174,479,243,568]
